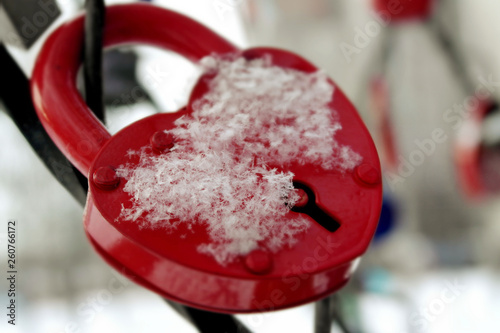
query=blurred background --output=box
[1,0,500,332]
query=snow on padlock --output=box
[373,0,434,22]
[31,4,382,313]
[455,101,500,199]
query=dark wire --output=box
[84,0,106,122]
[0,45,87,206]
[164,299,253,333]
[314,295,354,333]
[331,294,354,333]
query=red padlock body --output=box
[31,4,382,313]
[373,0,433,22]
[87,48,381,313]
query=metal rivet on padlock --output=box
[244,250,273,275]
[150,131,175,153]
[93,166,120,190]
[355,163,381,186]
[31,3,382,313]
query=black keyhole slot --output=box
[291,182,341,233]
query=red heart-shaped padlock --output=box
[373,0,434,22]
[31,3,382,313]
[455,101,500,199]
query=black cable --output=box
[314,297,334,333]
[314,294,355,333]
[0,44,87,206]
[164,299,253,333]
[331,295,354,333]
[433,26,476,94]
[78,0,106,191]
[84,0,106,122]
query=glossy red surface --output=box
[31,3,382,313]
[373,0,433,22]
[31,3,237,176]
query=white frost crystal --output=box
[117,55,361,264]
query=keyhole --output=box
[291,182,341,233]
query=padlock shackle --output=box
[31,3,238,176]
